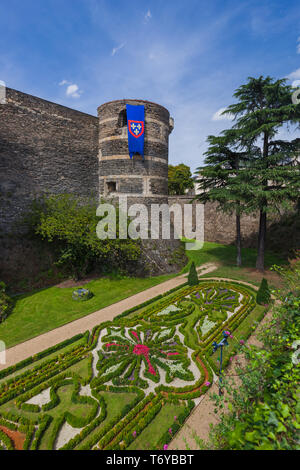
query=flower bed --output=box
[0,279,259,450]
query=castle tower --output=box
[97,99,174,205]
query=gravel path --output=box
[0,264,217,371]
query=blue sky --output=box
[0,0,299,172]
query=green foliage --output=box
[256,278,271,305]
[188,261,198,286]
[27,193,140,280]
[195,130,259,267]
[168,163,194,195]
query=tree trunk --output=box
[256,131,269,272]
[256,209,267,272]
[236,212,242,267]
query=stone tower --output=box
[97,99,174,204]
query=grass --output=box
[0,273,174,349]
[128,402,186,450]
[0,241,285,349]
[183,241,285,271]
[184,242,285,289]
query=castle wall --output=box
[0,88,99,234]
[168,196,259,246]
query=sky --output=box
[0,0,299,172]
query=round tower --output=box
[97,99,174,205]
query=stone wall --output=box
[168,196,262,246]
[0,88,99,234]
[168,196,299,252]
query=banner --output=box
[126,104,145,159]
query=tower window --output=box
[118,109,127,127]
[106,181,117,193]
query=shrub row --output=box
[0,347,87,405]
[98,393,155,450]
[0,429,14,450]
[156,399,195,449]
[105,394,163,450]
[0,331,88,381]
[114,283,188,321]
[60,385,144,450]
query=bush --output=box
[188,262,198,286]
[256,278,271,305]
[26,194,141,280]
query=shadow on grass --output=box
[183,241,287,271]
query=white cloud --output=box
[59,80,82,98]
[287,68,300,88]
[66,84,81,98]
[287,68,300,79]
[59,79,69,86]
[111,42,125,56]
[144,9,152,23]
[212,107,233,121]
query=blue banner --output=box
[126,104,145,159]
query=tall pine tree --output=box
[223,76,300,271]
[195,129,259,266]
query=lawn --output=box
[0,273,174,348]
[184,241,285,288]
[183,241,285,271]
[0,241,284,349]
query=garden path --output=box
[0,263,217,370]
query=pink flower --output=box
[225,331,231,335]
[230,335,234,339]
[164,444,168,450]
[230,357,233,361]
[132,431,136,437]
[174,416,177,421]
[240,339,245,345]
[205,381,211,386]
[168,428,172,434]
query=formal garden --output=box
[0,276,270,450]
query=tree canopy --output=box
[196,76,300,271]
[27,194,141,280]
[168,163,194,195]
